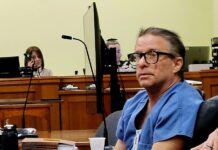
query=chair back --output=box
[95,110,122,146]
[187,96,218,148]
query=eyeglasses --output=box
[128,50,175,65]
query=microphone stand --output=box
[22,62,35,128]
[72,38,96,83]
[62,35,109,146]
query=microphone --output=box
[24,52,32,61]
[61,34,95,82]
[61,35,72,40]
[62,35,83,43]
[22,52,36,77]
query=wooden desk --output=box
[199,69,218,99]
[37,130,96,150]
[0,77,60,100]
[0,99,62,130]
[184,71,201,81]
[59,90,103,130]
[0,71,217,131]
[0,77,61,130]
[59,88,142,130]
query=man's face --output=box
[135,34,181,89]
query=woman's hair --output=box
[24,46,44,69]
[137,27,186,80]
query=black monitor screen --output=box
[0,56,21,78]
[184,46,210,71]
[83,2,104,113]
[83,2,121,113]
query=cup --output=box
[89,137,105,150]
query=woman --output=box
[24,46,52,76]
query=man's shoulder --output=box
[124,90,147,109]
[171,81,197,92]
[168,81,203,102]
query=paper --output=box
[22,138,75,150]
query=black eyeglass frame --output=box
[127,50,176,64]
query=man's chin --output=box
[139,82,153,88]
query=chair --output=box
[187,95,218,148]
[95,110,122,146]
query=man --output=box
[114,27,203,150]
[106,38,122,66]
[106,38,136,72]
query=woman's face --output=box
[31,51,42,68]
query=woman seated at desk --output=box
[24,46,52,77]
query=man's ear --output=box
[173,57,183,73]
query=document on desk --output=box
[22,138,76,150]
[185,80,202,85]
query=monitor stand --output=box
[110,63,125,112]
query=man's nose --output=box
[137,56,148,66]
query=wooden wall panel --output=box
[0,71,217,131]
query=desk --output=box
[0,72,217,130]
[0,77,61,130]
[37,130,96,150]
[199,69,218,99]
[59,88,142,130]
[0,99,62,130]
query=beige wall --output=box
[0,0,214,75]
[213,0,218,36]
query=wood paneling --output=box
[0,104,51,130]
[199,70,218,99]
[59,90,103,130]
[0,71,217,131]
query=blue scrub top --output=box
[116,81,203,150]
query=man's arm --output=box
[114,139,126,150]
[152,136,185,150]
[114,136,185,150]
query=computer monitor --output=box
[0,56,21,78]
[184,46,211,71]
[83,2,121,113]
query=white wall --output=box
[0,0,214,75]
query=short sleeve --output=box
[153,94,201,142]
